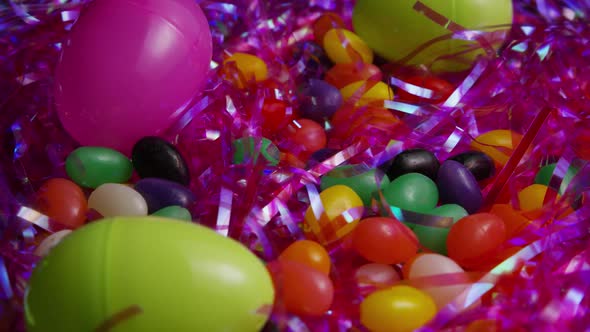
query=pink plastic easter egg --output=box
[55,0,212,154]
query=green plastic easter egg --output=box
[321,165,389,206]
[25,217,274,332]
[353,0,513,71]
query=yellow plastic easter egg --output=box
[470,130,523,166]
[340,80,394,106]
[25,217,274,332]
[323,28,374,64]
[304,185,364,245]
[360,285,437,332]
[223,52,268,88]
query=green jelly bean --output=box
[66,147,133,189]
[383,173,438,213]
[233,137,280,166]
[321,165,389,206]
[429,204,468,222]
[152,206,192,222]
[534,163,578,195]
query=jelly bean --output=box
[36,178,87,228]
[407,204,468,255]
[284,119,327,159]
[313,12,345,45]
[66,146,133,189]
[447,213,506,269]
[360,285,437,332]
[466,320,500,332]
[88,183,148,217]
[430,204,469,222]
[323,29,373,64]
[268,260,334,317]
[352,217,418,264]
[233,137,280,166]
[437,160,483,214]
[132,136,190,185]
[151,206,192,222]
[223,53,268,88]
[340,80,393,106]
[383,173,439,212]
[321,165,389,206]
[34,230,72,257]
[383,149,440,181]
[405,253,472,310]
[278,240,331,275]
[489,204,530,238]
[260,98,295,136]
[324,63,382,89]
[449,151,495,181]
[300,79,343,121]
[355,263,401,289]
[534,163,578,195]
[470,130,523,166]
[289,41,331,78]
[395,75,455,103]
[304,185,364,246]
[134,178,196,213]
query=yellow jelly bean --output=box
[304,185,364,246]
[223,52,268,88]
[323,28,374,64]
[470,130,523,166]
[340,80,394,106]
[360,285,437,332]
[517,184,558,212]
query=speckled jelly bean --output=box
[304,185,364,246]
[340,80,393,106]
[320,165,389,206]
[36,178,87,229]
[223,52,268,88]
[151,205,192,222]
[132,136,190,185]
[383,149,440,181]
[383,173,438,213]
[34,230,72,257]
[449,151,495,181]
[134,178,196,213]
[437,160,483,214]
[66,146,133,189]
[299,79,342,121]
[233,137,280,166]
[88,183,148,217]
[323,28,373,64]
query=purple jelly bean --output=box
[300,79,343,121]
[436,160,483,214]
[134,178,196,213]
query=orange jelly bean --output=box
[36,178,88,228]
[312,12,345,45]
[278,240,331,275]
[324,63,382,89]
[489,204,530,238]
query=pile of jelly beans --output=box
[34,136,195,256]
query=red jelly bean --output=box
[283,119,327,159]
[352,217,419,264]
[446,213,506,270]
[36,178,88,228]
[268,260,334,316]
[324,63,382,89]
[312,12,345,45]
[396,76,454,103]
[260,98,294,136]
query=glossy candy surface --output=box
[324,63,382,89]
[340,80,394,106]
[151,206,192,221]
[360,285,437,332]
[36,178,87,228]
[278,240,331,275]
[313,13,345,45]
[449,151,495,181]
[320,165,389,206]
[323,29,373,64]
[447,213,506,269]
[25,217,274,332]
[355,263,401,289]
[223,53,268,88]
[352,217,419,264]
[55,0,212,153]
[407,204,468,255]
[383,173,439,212]
[437,160,483,214]
[299,79,343,121]
[383,149,440,181]
[66,147,133,189]
[132,136,190,185]
[88,183,148,217]
[395,75,454,103]
[471,130,523,166]
[304,185,364,245]
[134,178,196,213]
[283,119,327,159]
